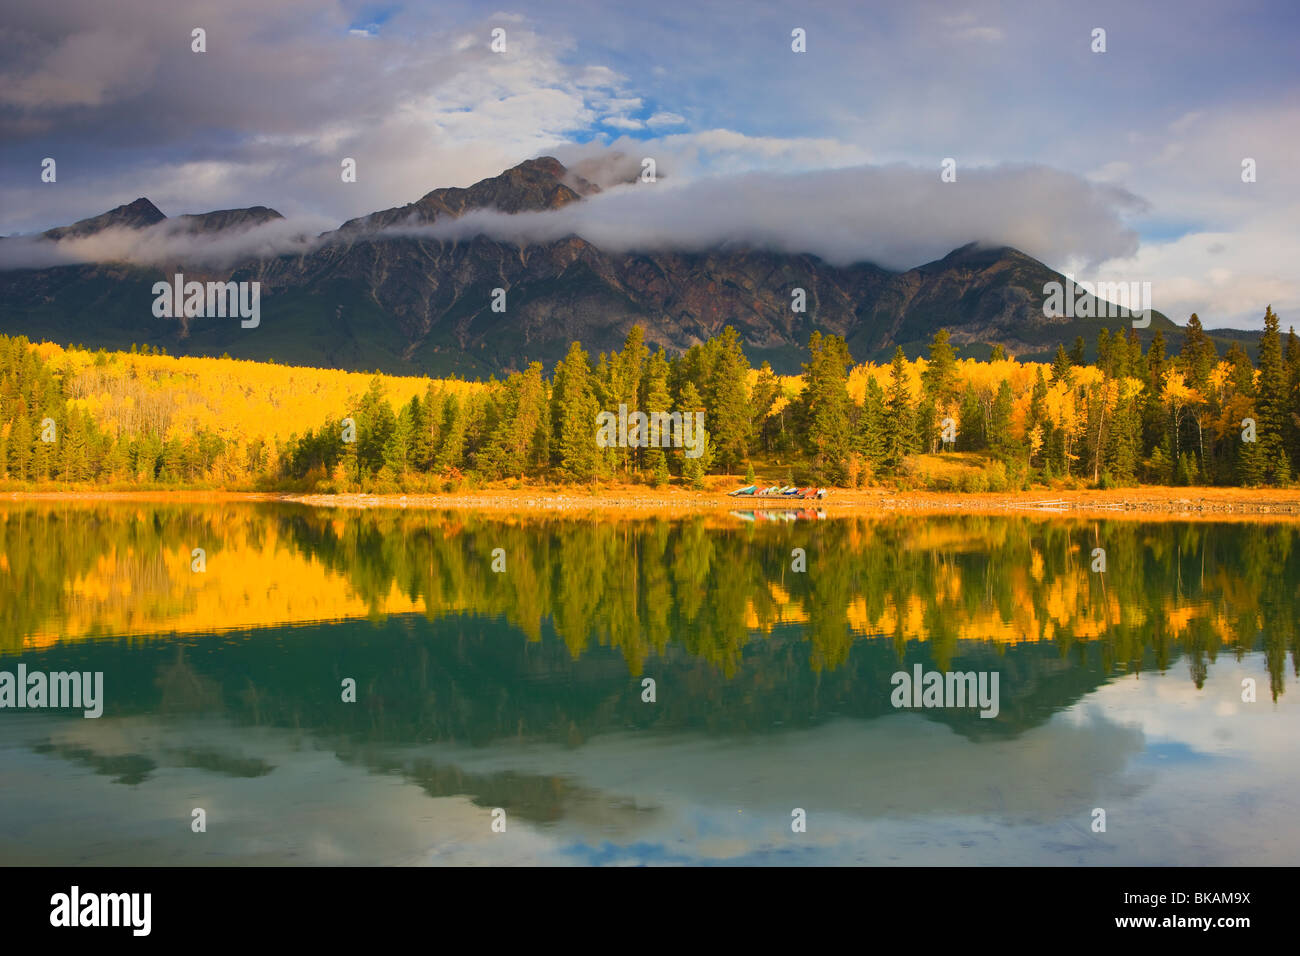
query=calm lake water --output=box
[1,501,1297,865]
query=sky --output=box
[1,0,1297,328]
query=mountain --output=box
[40,198,167,241]
[0,158,1239,374]
[174,206,284,234]
[337,156,597,233]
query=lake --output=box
[1,501,1297,865]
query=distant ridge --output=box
[0,157,1252,376]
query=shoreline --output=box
[5,486,1300,521]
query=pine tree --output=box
[554,342,600,481]
[922,330,959,449]
[436,394,467,471]
[1096,328,1114,377]
[1286,327,1300,470]
[678,381,711,487]
[749,362,785,453]
[1224,343,1260,486]
[610,327,649,474]
[1026,368,1048,471]
[10,412,31,481]
[882,347,915,473]
[1256,306,1291,482]
[60,409,89,481]
[1103,388,1140,485]
[800,332,852,482]
[858,375,886,464]
[381,402,413,476]
[705,326,752,471]
[483,362,548,479]
[355,377,396,477]
[1179,313,1217,390]
[956,385,985,451]
[923,329,959,404]
[1141,330,1167,458]
[406,394,431,472]
[1068,335,1087,367]
[640,348,673,479]
[989,379,1017,463]
[1050,343,1073,384]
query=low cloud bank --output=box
[383,161,1145,270]
[1,161,1143,274]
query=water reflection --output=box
[1,502,1298,864]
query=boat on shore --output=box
[727,485,826,499]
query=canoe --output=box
[727,485,830,500]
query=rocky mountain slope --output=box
[0,157,1213,375]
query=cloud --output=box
[601,116,644,131]
[376,159,1143,271]
[0,215,333,270]
[645,111,686,129]
[2,0,1296,328]
[549,130,873,188]
[1092,218,1300,330]
[0,28,160,108]
[0,1,640,232]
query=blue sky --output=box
[2,0,1297,327]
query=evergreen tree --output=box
[1256,306,1291,482]
[355,377,396,477]
[1141,330,1167,458]
[749,362,788,454]
[10,411,31,481]
[60,409,90,482]
[922,329,959,449]
[956,385,986,451]
[923,329,959,404]
[858,375,887,463]
[705,326,752,471]
[483,363,548,479]
[1050,343,1073,384]
[1104,381,1140,486]
[554,342,600,481]
[800,332,852,482]
[610,327,649,473]
[382,403,414,475]
[1179,313,1217,390]
[1026,368,1049,470]
[882,347,915,472]
[406,394,431,472]
[640,348,673,479]
[436,394,467,471]
[678,381,711,487]
[989,380,1019,464]
[1068,335,1087,367]
[1286,327,1300,469]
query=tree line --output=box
[1,309,1298,490]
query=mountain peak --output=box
[175,206,284,234]
[338,157,595,234]
[42,198,166,240]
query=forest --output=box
[0,308,1297,492]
